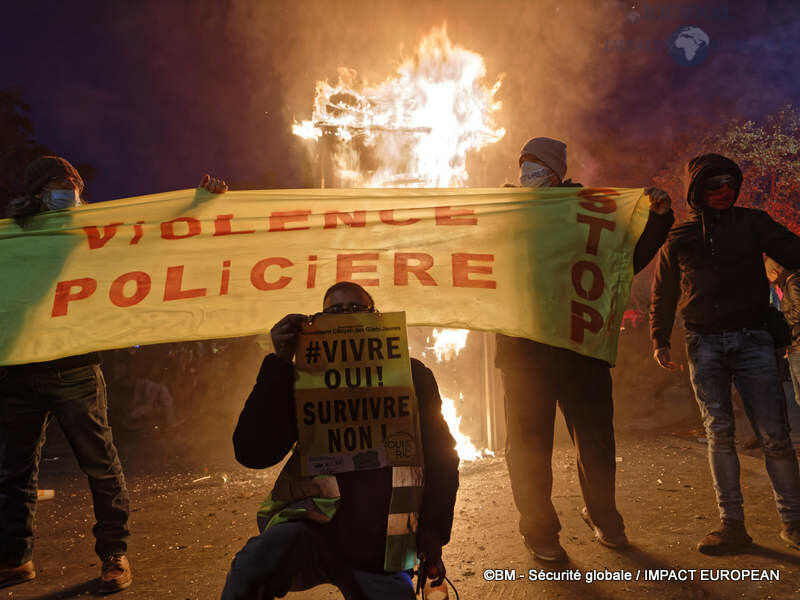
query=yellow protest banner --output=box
[294,311,422,476]
[0,187,649,366]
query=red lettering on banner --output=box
[51,278,97,317]
[452,253,496,289]
[131,221,145,245]
[214,214,256,236]
[269,211,311,232]
[570,301,604,343]
[337,253,379,286]
[569,189,620,346]
[394,253,437,286]
[379,210,419,226]
[220,260,231,295]
[577,188,620,214]
[324,211,367,229]
[161,217,202,240]
[251,257,293,290]
[577,214,616,256]
[163,265,207,300]
[571,260,605,301]
[83,223,123,249]
[109,272,151,307]
[435,206,478,226]
[307,255,318,289]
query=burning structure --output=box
[292,26,505,460]
[292,26,504,189]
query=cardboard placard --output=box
[294,311,423,475]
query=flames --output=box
[292,26,505,188]
[427,329,494,461]
[294,27,500,461]
[430,328,470,362]
[441,393,494,461]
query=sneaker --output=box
[697,520,752,555]
[0,560,35,589]
[99,554,132,594]
[523,535,567,562]
[581,507,629,549]
[779,521,800,550]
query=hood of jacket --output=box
[687,153,743,214]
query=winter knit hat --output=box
[686,153,742,210]
[24,156,84,198]
[519,137,567,182]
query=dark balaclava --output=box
[686,153,742,213]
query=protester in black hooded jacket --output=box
[651,153,800,555]
[651,158,800,346]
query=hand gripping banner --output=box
[0,187,649,366]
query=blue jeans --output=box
[685,329,800,523]
[220,521,415,600]
[0,364,130,565]
[787,352,800,409]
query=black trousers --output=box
[0,364,130,565]
[498,339,624,541]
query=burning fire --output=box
[292,26,505,187]
[441,393,494,461]
[294,27,500,460]
[429,328,470,362]
[427,328,494,461]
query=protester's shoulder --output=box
[410,358,440,400]
[257,353,294,379]
[730,206,779,227]
[665,218,699,244]
[410,357,434,379]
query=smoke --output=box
[4,0,800,452]
[219,0,800,191]
[4,0,799,200]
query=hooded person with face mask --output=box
[496,137,675,563]
[651,153,800,555]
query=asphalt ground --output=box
[6,420,800,600]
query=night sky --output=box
[2,0,799,202]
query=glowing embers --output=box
[292,26,505,187]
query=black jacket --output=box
[233,354,459,572]
[650,208,800,348]
[780,270,800,353]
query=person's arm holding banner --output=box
[232,314,306,467]
[412,360,459,586]
[650,243,680,370]
[633,188,674,274]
